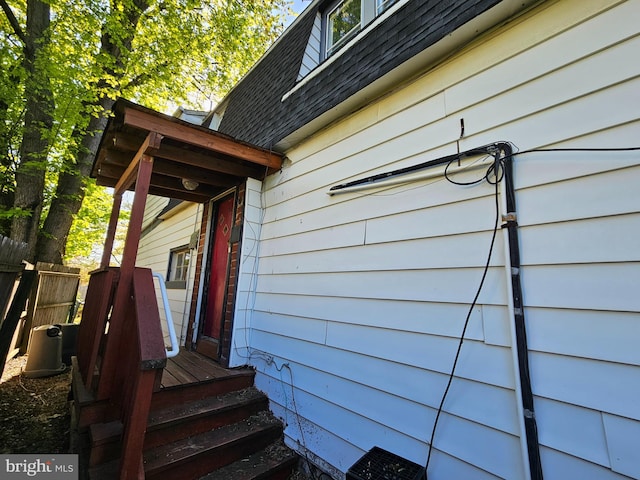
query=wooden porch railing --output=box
[75,267,118,389]
[76,267,166,479]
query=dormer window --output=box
[326,0,361,56]
[323,0,397,58]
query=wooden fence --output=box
[0,235,29,321]
[19,263,81,353]
[0,235,31,375]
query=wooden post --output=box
[119,370,156,480]
[0,270,36,378]
[97,155,154,400]
[117,268,166,480]
[101,193,123,269]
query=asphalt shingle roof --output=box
[218,0,501,149]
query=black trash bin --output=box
[56,322,79,365]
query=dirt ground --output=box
[0,355,72,454]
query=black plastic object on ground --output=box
[23,325,66,378]
[55,322,79,365]
[347,447,426,480]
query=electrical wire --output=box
[424,151,504,472]
[424,144,640,474]
[225,177,326,480]
[515,146,640,155]
[273,360,322,480]
[228,143,639,478]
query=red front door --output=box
[197,195,234,358]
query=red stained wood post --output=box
[117,269,166,479]
[101,193,123,269]
[76,269,116,387]
[97,154,154,400]
[118,369,157,480]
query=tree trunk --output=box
[0,96,16,236]
[9,0,53,262]
[35,0,149,264]
[36,97,115,264]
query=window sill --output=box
[165,280,187,290]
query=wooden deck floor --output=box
[160,349,245,389]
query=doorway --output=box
[196,193,235,359]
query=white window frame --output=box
[323,0,397,58]
[325,0,363,57]
[167,245,190,288]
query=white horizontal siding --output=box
[297,13,322,80]
[529,352,640,421]
[246,1,640,479]
[520,158,640,479]
[257,267,508,305]
[251,328,518,432]
[521,263,640,312]
[253,294,486,341]
[253,351,521,477]
[602,414,640,479]
[137,203,201,346]
[519,213,640,265]
[535,397,611,467]
[259,230,505,273]
[141,195,169,231]
[516,164,640,227]
[525,307,640,366]
[540,446,634,480]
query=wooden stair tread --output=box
[144,413,283,478]
[148,386,266,430]
[90,387,267,446]
[89,414,284,480]
[89,387,271,467]
[151,370,256,411]
[197,442,299,480]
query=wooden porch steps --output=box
[83,357,299,480]
[89,413,288,480]
[144,413,283,479]
[89,387,270,465]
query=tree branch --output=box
[121,59,171,90]
[0,0,26,46]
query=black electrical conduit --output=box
[329,142,544,480]
[500,142,544,480]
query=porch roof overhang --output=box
[91,99,283,203]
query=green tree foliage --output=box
[0,0,291,264]
[65,180,119,260]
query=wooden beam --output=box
[101,193,123,269]
[113,132,264,178]
[98,159,239,189]
[145,173,224,197]
[123,106,282,170]
[102,149,132,167]
[114,132,163,195]
[147,186,219,203]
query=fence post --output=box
[0,270,36,378]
